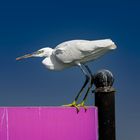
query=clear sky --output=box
[0,0,140,139]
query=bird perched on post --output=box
[16,39,117,112]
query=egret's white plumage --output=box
[38,39,116,70]
[16,39,117,111]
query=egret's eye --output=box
[35,50,44,54]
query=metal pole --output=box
[93,70,116,140]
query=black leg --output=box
[83,65,94,101]
[74,63,90,101]
[63,64,93,113]
[77,65,94,111]
[63,63,90,113]
[84,65,94,85]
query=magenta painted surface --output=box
[0,107,98,140]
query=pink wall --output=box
[0,107,98,140]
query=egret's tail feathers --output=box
[100,39,117,50]
[109,43,117,50]
[110,44,117,50]
[91,39,117,50]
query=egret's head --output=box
[16,47,53,61]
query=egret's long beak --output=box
[16,53,33,61]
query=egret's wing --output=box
[53,39,116,64]
[53,40,91,63]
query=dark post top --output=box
[93,69,116,140]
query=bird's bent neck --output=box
[45,47,54,57]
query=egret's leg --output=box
[77,65,94,111]
[63,63,90,113]
[78,85,92,111]
[74,64,90,102]
[85,65,94,85]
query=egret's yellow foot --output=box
[77,101,87,112]
[63,101,80,113]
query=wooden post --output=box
[93,70,116,140]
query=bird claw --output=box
[62,101,80,113]
[77,101,87,112]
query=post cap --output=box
[93,69,115,93]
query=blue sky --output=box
[0,0,140,139]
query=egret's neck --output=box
[45,48,54,57]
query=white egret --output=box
[16,39,117,111]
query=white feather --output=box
[39,39,116,70]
